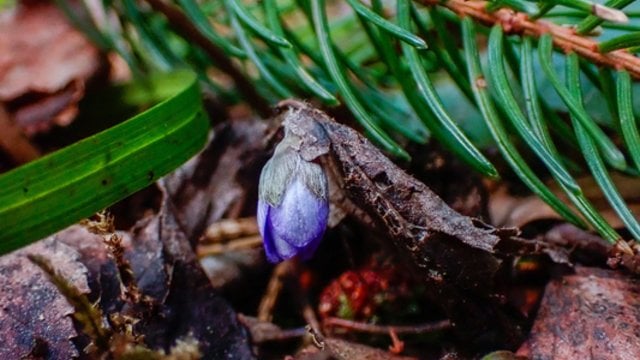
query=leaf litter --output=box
[1,99,640,359]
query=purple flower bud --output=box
[257,130,329,263]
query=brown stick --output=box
[257,260,294,322]
[142,0,271,116]
[419,0,640,78]
[324,317,452,335]
[0,104,40,165]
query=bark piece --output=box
[517,266,640,359]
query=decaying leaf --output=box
[274,100,569,349]
[0,193,254,358]
[0,1,105,135]
[163,119,272,241]
[292,338,417,360]
[124,193,255,358]
[517,266,640,359]
[0,238,90,359]
[489,175,640,231]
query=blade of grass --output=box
[310,0,408,159]
[538,34,627,170]
[0,71,210,254]
[462,18,584,227]
[617,70,640,171]
[487,26,580,193]
[398,0,497,177]
[566,53,640,241]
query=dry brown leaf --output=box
[517,266,640,359]
[0,1,104,135]
[489,174,640,230]
[292,338,417,360]
[0,238,90,359]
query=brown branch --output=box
[323,317,452,335]
[142,0,271,116]
[257,260,294,322]
[0,104,40,165]
[419,0,640,78]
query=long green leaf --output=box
[461,18,585,227]
[487,26,580,193]
[566,54,640,241]
[310,0,408,159]
[0,71,210,254]
[617,70,640,170]
[397,0,497,177]
[538,34,627,170]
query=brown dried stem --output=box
[419,0,640,78]
[0,104,40,165]
[323,317,452,335]
[257,260,294,322]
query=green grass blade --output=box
[566,54,640,241]
[345,0,427,49]
[0,71,210,254]
[263,0,337,104]
[397,0,496,177]
[487,26,580,193]
[226,0,291,48]
[617,70,640,171]
[461,18,584,227]
[538,34,627,170]
[310,0,408,159]
[176,0,246,58]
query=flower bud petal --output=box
[257,154,329,263]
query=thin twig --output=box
[142,0,271,116]
[323,317,452,335]
[202,217,259,244]
[237,314,307,343]
[419,0,640,78]
[257,260,294,322]
[197,235,262,257]
[0,104,40,165]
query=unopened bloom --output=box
[257,130,329,263]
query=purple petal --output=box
[258,200,287,263]
[268,179,329,260]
